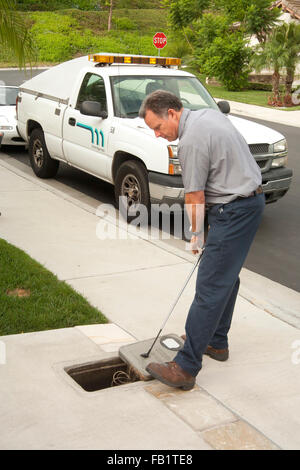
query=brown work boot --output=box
[146,361,195,391]
[181,335,229,362]
[205,345,229,361]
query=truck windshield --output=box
[0,87,19,106]
[110,75,219,118]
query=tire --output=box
[114,160,150,224]
[29,128,59,178]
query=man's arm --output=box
[185,191,205,255]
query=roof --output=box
[272,1,300,20]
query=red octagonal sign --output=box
[153,32,167,49]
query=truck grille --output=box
[249,143,269,155]
[256,158,269,169]
[249,143,271,173]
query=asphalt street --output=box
[1,69,299,292]
[232,116,300,293]
[0,68,46,86]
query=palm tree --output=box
[0,0,35,68]
[251,25,288,105]
[281,22,300,106]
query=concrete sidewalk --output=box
[0,154,300,450]
[215,98,300,128]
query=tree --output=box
[281,22,300,106]
[251,25,288,105]
[166,0,210,29]
[107,0,113,31]
[198,30,252,91]
[164,0,280,90]
[244,0,281,43]
[97,0,113,31]
[213,0,281,42]
[182,11,252,91]
[0,0,36,68]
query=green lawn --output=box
[0,238,108,336]
[197,77,300,111]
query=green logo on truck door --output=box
[76,122,104,148]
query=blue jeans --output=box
[174,193,265,376]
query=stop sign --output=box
[153,32,167,49]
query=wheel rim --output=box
[32,139,44,168]
[121,173,141,208]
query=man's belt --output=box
[237,185,263,200]
[248,185,263,197]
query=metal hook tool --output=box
[140,249,204,358]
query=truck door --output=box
[62,72,110,179]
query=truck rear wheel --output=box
[29,128,59,178]
[114,160,150,224]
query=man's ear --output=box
[168,108,177,120]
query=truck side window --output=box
[76,73,107,113]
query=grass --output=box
[0,9,169,66]
[0,238,108,336]
[68,8,168,34]
[195,74,300,111]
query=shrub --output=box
[198,34,252,91]
[112,17,137,30]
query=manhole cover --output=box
[119,333,184,381]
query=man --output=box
[139,90,265,391]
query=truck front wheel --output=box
[29,128,59,178]
[114,160,150,223]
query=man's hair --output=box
[139,90,183,119]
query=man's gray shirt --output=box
[177,108,262,204]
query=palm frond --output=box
[0,0,37,69]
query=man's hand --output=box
[185,190,205,255]
[190,235,203,255]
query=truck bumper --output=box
[0,126,26,146]
[148,172,185,207]
[261,167,293,203]
[148,167,293,207]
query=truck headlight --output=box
[272,155,288,168]
[273,139,287,153]
[168,145,182,175]
[0,125,13,130]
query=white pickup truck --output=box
[17,53,293,211]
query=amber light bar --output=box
[88,54,181,67]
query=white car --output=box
[0,86,25,146]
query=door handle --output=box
[68,117,76,126]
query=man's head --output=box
[139,90,183,142]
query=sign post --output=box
[153,32,167,57]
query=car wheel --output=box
[115,160,150,224]
[29,128,59,178]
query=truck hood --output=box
[124,117,155,136]
[121,114,284,146]
[121,117,178,143]
[228,115,284,145]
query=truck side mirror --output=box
[80,101,108,119]
[217,100,230,114]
